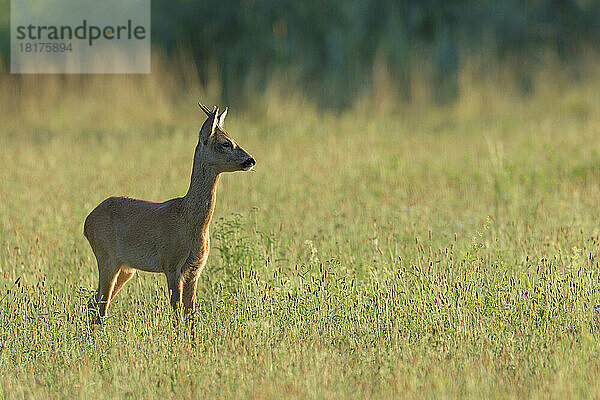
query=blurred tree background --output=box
[1,0,599,108]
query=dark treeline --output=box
[2,0,599,107]
[152,0,600,107]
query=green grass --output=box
[2,70,600,399]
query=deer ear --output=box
[199,107,219,143]
[218,107,228,128]
[211,106,220,134]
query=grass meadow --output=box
[1,58,600,399]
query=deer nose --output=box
[242,157,256,169]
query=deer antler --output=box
[198,103,212,117]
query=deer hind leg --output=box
[110,267,136,302]
[88,253,120,323]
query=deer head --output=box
[196,103,256,173]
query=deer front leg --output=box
[182,277,199,315]
[181,276,198,342]
[166,271,182,311]
[180,253,204,316]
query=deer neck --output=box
[183,152,220,236]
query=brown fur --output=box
[84,104,255,322]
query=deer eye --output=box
[221,141,232,149]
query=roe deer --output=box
[84,103,255,323]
